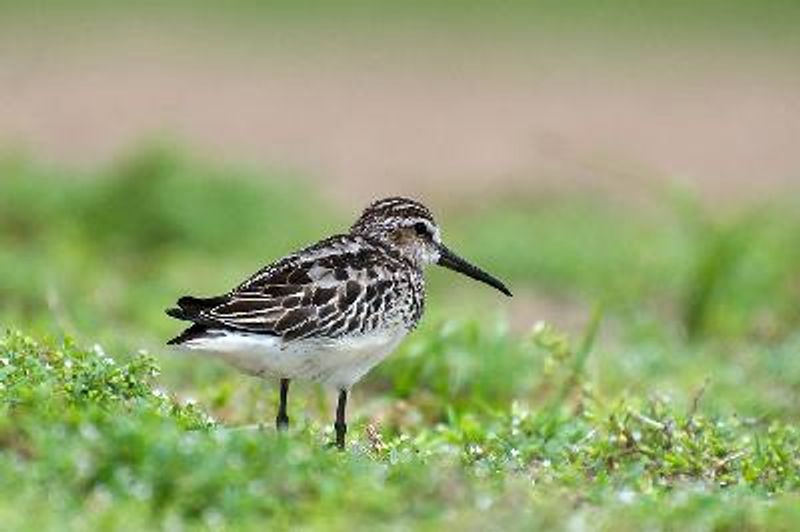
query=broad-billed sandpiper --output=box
[167,197,511,449]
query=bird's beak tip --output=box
[496,283,513,297]
[437,245,513,299]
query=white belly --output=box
[175,328,409,389]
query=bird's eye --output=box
[413,222,429,237]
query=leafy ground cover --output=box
[2,148,800,529]
[2,329,800,530]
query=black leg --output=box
[276,378,290,431]
[334,389,348,450]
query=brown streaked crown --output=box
[350,197,436,236]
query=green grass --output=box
[2,148,800,529]
[3,330,800,530]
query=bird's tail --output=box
[166,323,211,345]
[165,295,228,321]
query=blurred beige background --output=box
[1,8,798,205]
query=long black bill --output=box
[437,245,512,297]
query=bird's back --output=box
[167,234,424,346]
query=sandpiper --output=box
[166,197,511,449]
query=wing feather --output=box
[167,234,409,342]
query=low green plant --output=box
[2,329,800,530]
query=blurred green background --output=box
[1,2,800,530]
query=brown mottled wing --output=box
[177,235,400,341]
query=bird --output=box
[166,196,512,449]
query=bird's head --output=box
[350,196,512,297]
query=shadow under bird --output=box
[166,197,512,449]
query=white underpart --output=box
[175,327,409,389]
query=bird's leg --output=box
[334,389,348,450]
[276,378,290,431]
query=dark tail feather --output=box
[167,294,229,344]
[166,295,228,321]
[167,323,211,345]
[166,307,187,320]
[177,295,228,312]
